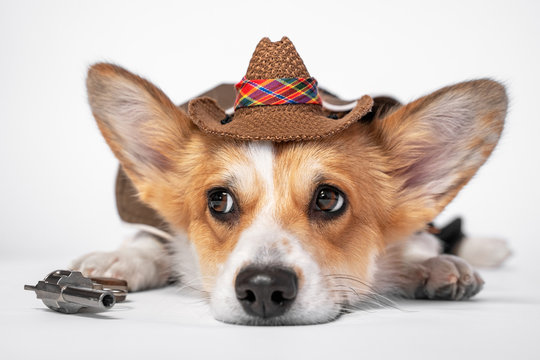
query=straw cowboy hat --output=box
[188,36,374,141]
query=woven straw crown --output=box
[188,37,373,141]
[245,37,310,79]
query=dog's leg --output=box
[374,232,484,300]
[455,236,512,268]
[70,231,171,291]
[433,217,511,267]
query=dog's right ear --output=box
[86,63,193,187]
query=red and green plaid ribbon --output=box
[234,77,322,110]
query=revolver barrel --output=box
[61,286,116,310]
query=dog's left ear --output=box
[372,79,507,238]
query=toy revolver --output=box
[25,270,128,314]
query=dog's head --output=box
[86,63,506,325]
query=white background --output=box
[1,1,539,359]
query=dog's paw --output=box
[457,236,512,268]
[70,246,168,291]
[415,255,484,300]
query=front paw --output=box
[415,255,484,300]
[70,247,165,291]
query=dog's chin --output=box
[210,296,343,326]
[213,309,343,326]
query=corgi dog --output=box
[71,38,509,325]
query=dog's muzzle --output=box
[235,266,298,319]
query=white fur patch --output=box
[247,141,274,194]
[170,230,204,294]
[401,232,442,263]
[457,236,512,268]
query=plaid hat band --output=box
[234,77,322,110]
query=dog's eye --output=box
[315,188,344,212]
[314,186,345,213]
[208,190,234,214]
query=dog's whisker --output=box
[326,274,401,311]
[325,273,400,308]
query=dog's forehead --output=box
[211,141,328,191]
[203,141,272,192]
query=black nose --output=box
[235,266,298,319]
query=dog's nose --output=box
[235,266,298,319]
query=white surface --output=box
[1,0,540,359]
[3,256,539,359]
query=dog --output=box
[71,37,510,325]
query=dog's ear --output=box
[372,79,507,238]
[86,63,193,187]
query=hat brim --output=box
[188,95,373,142]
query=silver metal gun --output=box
[25,270,128,313]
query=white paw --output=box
[456,237,512,268]
[70,235,170,291]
